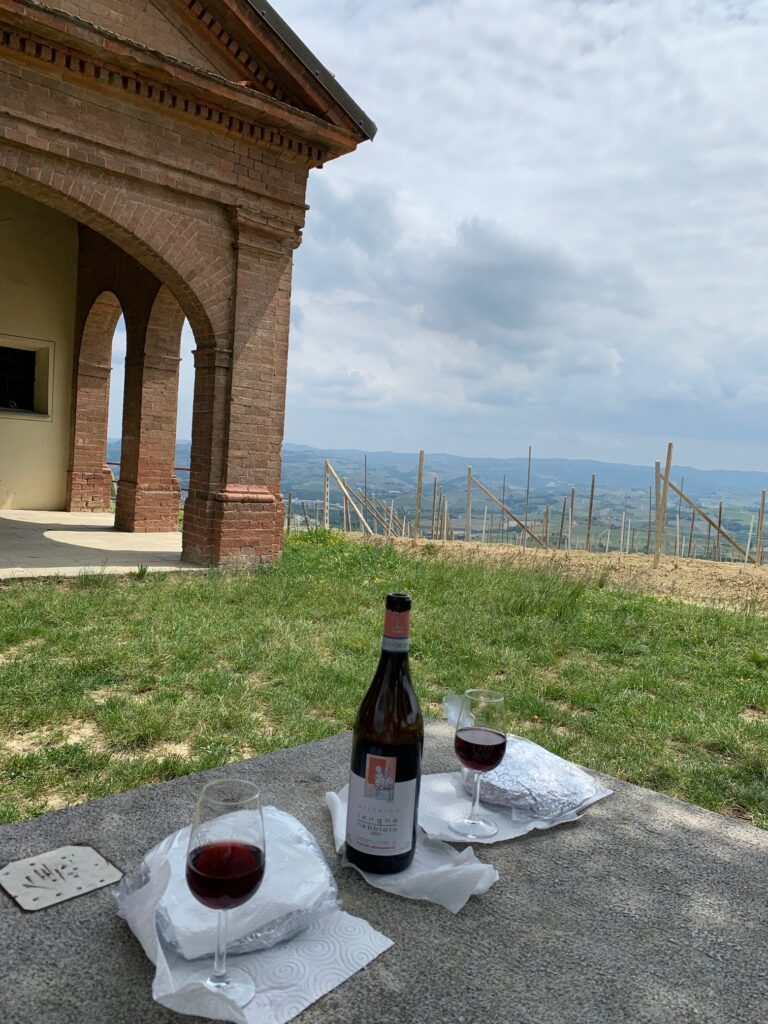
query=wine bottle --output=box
[345,593,423,874]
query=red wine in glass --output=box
[450,689,507,840]
[455,727,507,773]
[186,779,265,1007]
[186,840,265,911]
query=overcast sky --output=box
[111,0,768,471]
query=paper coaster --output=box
[0,845,122,911]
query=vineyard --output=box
[287,443,768,569]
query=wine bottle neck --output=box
[381,607,410,653]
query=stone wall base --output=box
[182,486,284,566]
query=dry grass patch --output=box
[0,638,43,663]
[546,698,589,717]
[5,720,105,755]
[143,740,192,759]
[88,687,152,706]
[43,793,80,812]
[3,721,192,762]
[88,688,115,705]
[741,706,768,724]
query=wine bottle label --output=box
[345,753,417,857]
[381,636,409,652]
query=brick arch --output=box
[67,291,123,512]
[145,286,187,363]
[115,285,186,532]
[0,162,226,348]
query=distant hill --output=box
[280,443,768,504]
[107,439,768,503]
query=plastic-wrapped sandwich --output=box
[443,694,612,823]
[115,807,338,960]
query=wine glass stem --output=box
[470,769,482,821]
[213,910,227,981]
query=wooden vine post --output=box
[654,443,673,567]
[342,477,351,533]
[523,445,532,550]
[557,496,567,550]
[654,462,661,556]
[757,490,766,566]
[745,516,755,564]
[414,450,425,539]
[585,474,596,552]
[323,462,330,529]
[466,466,472,542]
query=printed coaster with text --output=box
[0,845,122,911]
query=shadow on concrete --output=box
[0,511,184,576]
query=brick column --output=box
[115,286,184,532]
[67,292,121,512]
[182,207,301,565]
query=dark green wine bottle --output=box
[345,593,423,874]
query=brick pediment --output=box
[49,1,231,76]
[0,0,372,164]
[34,0,372,138]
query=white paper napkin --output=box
[116,812,392,1023]
[326,785,498,913]
[151,909,391,1024]
[418,772,585,843]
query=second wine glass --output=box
[450,689,507,840]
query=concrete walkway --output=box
[1,721,766,1024]
[0,510,185,580]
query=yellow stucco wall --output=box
[0,188,78,509]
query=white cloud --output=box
[280,0,768,469]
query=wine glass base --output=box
[449,815,498,840]
[202,966,255,1007]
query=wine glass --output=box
[450,689,507,839]
[186,778,265,1007]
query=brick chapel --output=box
[0,0,373,564]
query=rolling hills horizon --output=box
[106,439,768,500]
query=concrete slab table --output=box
[1,721,766,1024]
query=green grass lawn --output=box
[1,531,767,827]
